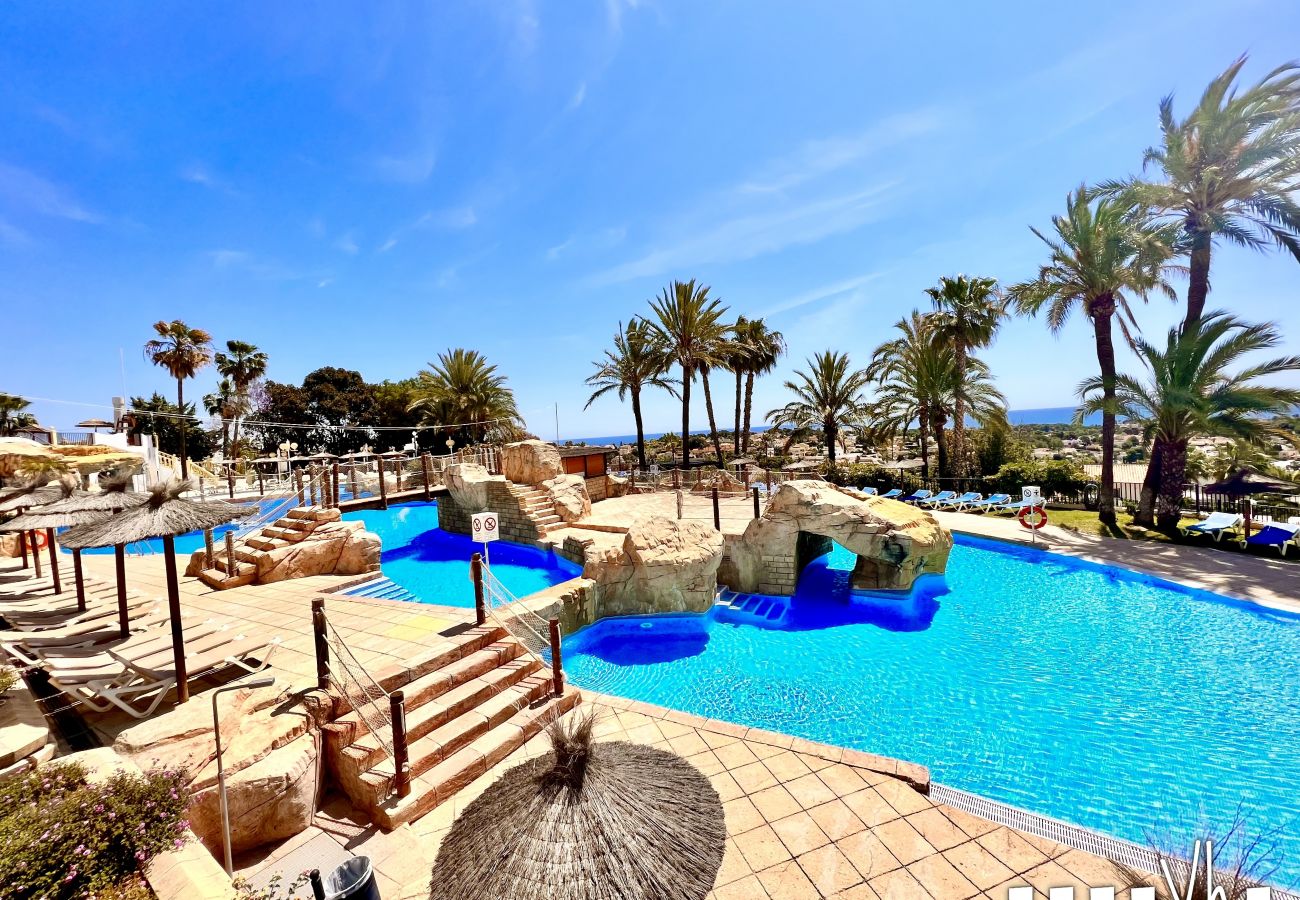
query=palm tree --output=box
[0,393,32,437]
[766,351,872,465]
[732,317,786,455]
[214,340,268,456]
[725,318,753,459]
[1009,187,1180,524]
[584,319,679,470]
[408,349,523,446]
[203,378,240,458]
[1077,312,1300,529]
[924,275,1005,480]
[144,320,213,478]
[1099,56,1300,328]
[648,279,730,470]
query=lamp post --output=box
[213,675,276,874]
[446,437,455,459]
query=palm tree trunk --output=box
[680,366,692,471]
[1135,443,1162,527]
[825,420,838,465]
[951,344,968,479]
[700,371,724,466]
[1156,438,1188,530]
[1184,227,1212,329]
[742,373,755,454]
[932,412,949,480]
[631,387,648,471]
[1092,301,1118,526]
[918,405,931,480]
[176,378,189,479]
[733,369,742,460]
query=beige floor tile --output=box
[666,730,711,757]
[872,818,937,867]
[710,771,745,803]
[808,799,867,842]
[770,811,831,857]
[735,824,795,872]
[1052,849,1126,888]
[830,884,881,900]
[751,784,803,823]
[714,838,753,888]
[939,805,1001,839]
[714,739,762,770]
[763,750,814,782]
[869,867,934,899]
[796,751,834,773]
[817,762,869,797]
[842,787,902,829]
[873,778,932,817]
[732,760,780,794]
[906,807,970,852]
[907,852,981,899]
[785,771,838,810]
[710,873,770,899]
[723,797,767,835]
[757,859,823,900]
[975,828,1050,875]
[797,844,865,897]
[941,839,1017,891]
[836,828,902,882]
[685,748,725,777]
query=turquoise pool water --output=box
[342,502,581,607]
[68,499,291,556]
[564,534,1300,887]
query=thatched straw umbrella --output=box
[1203,467,1300,535]
[3,476,146,624]
[0,475,79,588]
[428,711,726,900]
[0,437,60,480]
[60,479,250,706]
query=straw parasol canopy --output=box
[0,437,61,479]
[727,457,756,467]
[1203,467,1300,497]
[428,713,725,900]
[0,474,80,513]
[60,479,251,705]
[76,418,116,431]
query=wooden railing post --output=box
[421,454,432,501]
[257,468,265,497]
[225,532,237,577]
[390,690,411,798]
[376,457,389,509]
[548,618,564,698]
[204,528,215,570]
[471,553,486,626]
[294,468,305,505]
[227,469,235,500]
[312,598,330,691]
[394,459,403,493]
[332,462,341,508]
[712,488,721,531]
[753,486,761,519]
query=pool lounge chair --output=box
[880,489,904,499]
[1179,512,1243,543]
[859,487,878,496]
[26,619,228,679]
[1240,521,1300,556]
[965,493,1012,513]
[917,491,957,508]
[995,497,1039,515]
[936,491,983,511]
[900,489,932,504]
[2,607,168,667]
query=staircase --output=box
[506,483,567,536]
[197,506,342,590]
[324,624,580,830]
[716,590,791,628]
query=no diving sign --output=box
[471,512,500,543]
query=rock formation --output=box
[724,480,951,594]
[500,439,563,484]
[542,473,591,524]
[578,517,723,619]
[184,519,381,583]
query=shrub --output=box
[987,460,1093,500]
[0,761,191,900]
[825,463,891,490]
[0,665,18,695]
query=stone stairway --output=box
[197,506,342,590]
[506,483,566,535]
[323,624,580,830]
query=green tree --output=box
[924,275,1005,478]
[143,320,213,478]
[1009,187,1179,524]
[731,317,786,455]
[584,319,679,470]
[1099,56,1300,328]
[0,393,34,437]
[1077,312,1300,529]
[408,349,523,447]
[214,339,268,455]
[648,279,730,470]
[767,351,872,465]
[128,393,215,460]
[202,378,239,458]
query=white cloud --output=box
[334,232,360,255]
[546,226,625,262]
[756,271,884,320]
[380,206,477,252]
[0,217,32,248]
[377,237,399,253]
[567,82,587,111]
[0,161,102,224]
[207,249,251,268]
[180,162,241,196]
[374,148,438,184]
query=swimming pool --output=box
[68,498,290,556]
[342,502,582,607]
[564,534,1300,888]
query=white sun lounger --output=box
[0,593,154,631]
[29,619,228,679]
[2,607,170,667]
[1179,512,1243,542]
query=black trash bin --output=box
[316,856,381,900]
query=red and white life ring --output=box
[26,530,49,551]
[1018,505,1048,530]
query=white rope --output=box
[323,617,394,761]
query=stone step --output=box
[260,526,309,543]
[532,513,562,525]
[336,655,541,777]
[274,517,316,532]
[198,568,257,591]
[286,506,342,523]
[371,686,581,830]
[244,536,286,552]
[213,549,260,572]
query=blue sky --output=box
[3,1,1299,440]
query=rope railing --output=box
[480,563,565,699]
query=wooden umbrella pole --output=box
[45,528,61,594]
[29,532,42,579]
[18,530,28,568]
[73,548,86,613]
[162,534,190,705]
[115,544,130,639]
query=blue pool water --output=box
[565,534,1300,887]
[69,499,292,556]
[342,502,581,607]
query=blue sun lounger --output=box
[917,490,957,508]
[880,488,904,499]
[1179,512,1243,543]
[1240,521,1300,556]
[900,489,932,504]
[996,497,1038,514]
[965,493,1012,513]
[935,491,983,510]
[860,487,878,495]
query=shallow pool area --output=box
[342,502,581,607]
[564,533,1300,888]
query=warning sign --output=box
[471,512,500,543]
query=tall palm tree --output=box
[144,320,213,478]
[1009,187,1180,524]
[215,339,268,456]
[924,275,1005,480]
[584,319,679,470]
[648,279,730,470]
[408,348,523,446]
[1078,312,1300,529]
[732,317,786,455]
[0,393,32,437]
[766,351,872,465]
[203,378,240,458]
[1099,56,1300,328]
[725,318,753,459]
